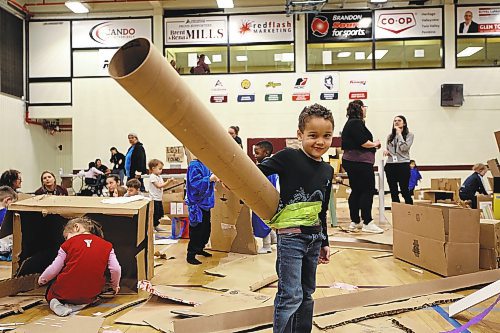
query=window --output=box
[307,42,372,71]
[229,43,294,73]
[165,46,228,75]
[457,37,500,67]
[375,39,443,69]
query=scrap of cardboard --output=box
[0,296,43,319]
[313,293,463,329]
[12,315,104,333]
[115,295,190,329]
[203,254,277,291]
[101,298,147,318]
[137,281,217,305]
[173,269,500,333]
[171,290,271,317]
[449,279,500,317]
[391,317,434,333]
[330,237,393,252]
[0,274,40,298]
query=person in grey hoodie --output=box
[384,115,414,205]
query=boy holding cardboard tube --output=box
[257,104,334,333]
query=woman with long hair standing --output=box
[341,100,384,234]
[383,115,414,205]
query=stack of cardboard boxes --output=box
[392,203,480,276]
[161,178,187,217]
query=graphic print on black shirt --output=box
[257,148,333,247]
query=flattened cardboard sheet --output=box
[391,317,434,333]
[330,237,393,252]
[12,315,104,333]
[171,290,271,317]
[114,295,190,328]
[203,254,277,291]
[101,297,147,318]
[0,296,43,319]
[137,281,217,305]
[173,269,500,333]
[313,293,463,329]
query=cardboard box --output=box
[479,219,500,269]
[161,179,185,213]
[495,193,500,220]
[431,178,461,200]
[166,201,188,217]
[6,196,154,294]
[392,203,480,276]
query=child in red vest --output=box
[38,217,121,316]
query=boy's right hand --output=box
[38,277,47,286]
[113,286,120,295]
[209,174,219,182]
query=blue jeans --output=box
[274,232,322,333]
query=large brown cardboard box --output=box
[4,196,154,294]
[392,203,480,276]
[480,219,500,269]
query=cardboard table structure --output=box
[3,196,154,293]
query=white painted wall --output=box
[27,4,500,190]
[0,93,72,192]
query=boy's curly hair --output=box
[298,103,334,132]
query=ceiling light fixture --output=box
[65,1,89,14]
[370,0,388,3]
[216,0,234,9]
[236,55,248,62]
[367,50,388,60]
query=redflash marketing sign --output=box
[374,7,442,39]
[307,11,372,42]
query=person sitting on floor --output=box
[459,163,489,209]
[38,217,121,317]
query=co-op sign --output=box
[377,12,416,34]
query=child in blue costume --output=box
[252,141,278,254]
[185,151,219,265]
[408,160,422,196]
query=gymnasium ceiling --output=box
[13,0,462,16]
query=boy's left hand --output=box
[319,246,330,264]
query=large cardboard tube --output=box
[109,38,279,220]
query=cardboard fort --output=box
[210,183,257,255]
[109,38,279,220]
[2,196,153,293]
[392,203,480,276]
[480,219,500,269]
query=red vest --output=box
[47,234,112,304]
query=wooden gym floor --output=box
[0,199,499,332]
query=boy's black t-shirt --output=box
[257,148,333,247]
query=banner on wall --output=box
[320,73,339,100]
[307,11,373,42]
[264,80,283,102]
[374,7,442,39]
[292,77,310,101]
[348,75,368,100]
[210,79,228,103]
[72,18,152,48]
[165,16,228,45]
[237,79,255,102]
[229,14,293,44]
[457,6,500,35]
